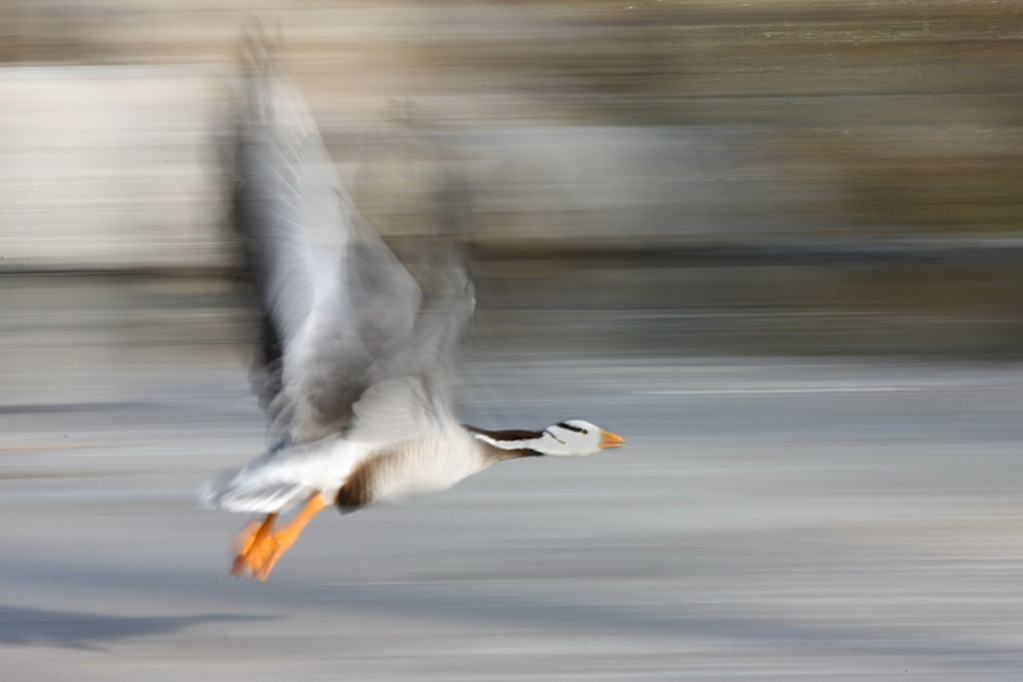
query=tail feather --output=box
[201,472,313,514]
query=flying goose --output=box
[202,41,623,581]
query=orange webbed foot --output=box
[229,495,328,581]
[232,514,303,581]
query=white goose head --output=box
[540,420,624,456]
[470,420,624,458]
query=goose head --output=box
[536,420,624,456]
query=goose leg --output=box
[231,512,277,576]
[231,494,328,580]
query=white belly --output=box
[203,430,486,514]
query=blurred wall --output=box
[3,1,1023,355]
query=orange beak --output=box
[599,429,625,449]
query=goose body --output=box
[206,426,484,514]
[202,37,622,580]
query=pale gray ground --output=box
[3,278,1023,681]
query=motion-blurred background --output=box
[5,0,1023,357]
[5,2,1023,680]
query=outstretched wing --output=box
[229,36,472,449]
[347,243,476,444]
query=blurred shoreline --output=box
[5,250,1023,360]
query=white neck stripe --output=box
[471,432,537,451]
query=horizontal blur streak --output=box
[2,1,1022,354]
[3,2,1023,681]
[5,320,1023,678]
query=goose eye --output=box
[582,429,589,435]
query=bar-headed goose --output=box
[202,40,623,581]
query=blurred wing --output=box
[231,40,421,445]
[230,37,475,451]
[348,245,476,444]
